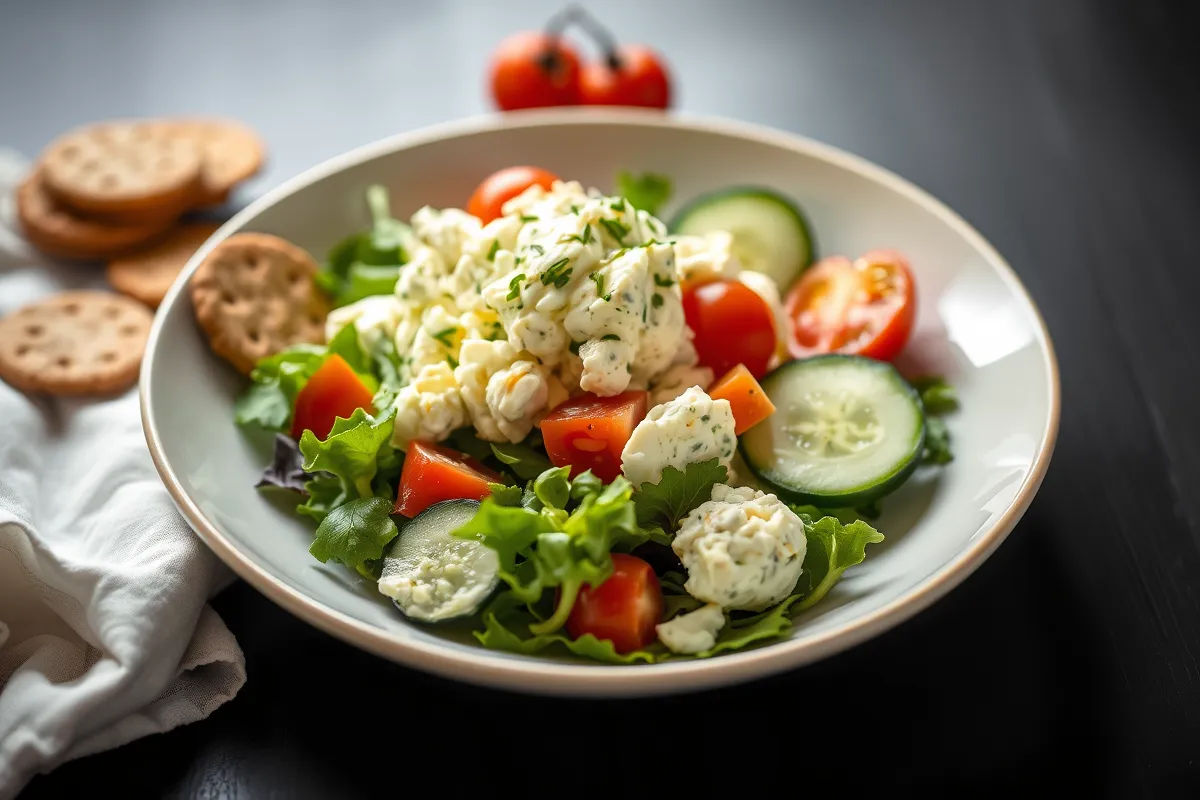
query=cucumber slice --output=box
[740,355,925,507]
[377,499,498,623]
[670,188,815,288]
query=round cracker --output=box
[0,291,153,396]
[155,119,265,206]
[40,121,203,215]
[16,168,171,260]
[107,222,221,308]
[189,232,328,374]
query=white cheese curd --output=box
[619,386,737,487]
[390,361,466,449]
[455,339,551,442]
[377,544,498,623]
[408,305,465,373]
[673,230,742,283]
[324,294,405,354]
[410,206,482,268]
[673,484,807,611]
[487,360,551,441]
[648,363,715,407]
[655,603,726,655]
[479,181,680,395]
[445,215,524,312]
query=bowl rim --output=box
[140,107,1061,697]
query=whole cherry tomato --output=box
[467,166,559,224]
[579,45,671,108]
[489,32,581,111]
[682,279,778,379]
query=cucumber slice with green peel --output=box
[670,188,815,288]
[739,355,925,507]
[378,499,498,623]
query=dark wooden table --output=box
[8,0,1200,796]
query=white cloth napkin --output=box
[0,149,246,800]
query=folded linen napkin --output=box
[0,148,246,800]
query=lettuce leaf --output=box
[633,458,727,531]
[254,434,317,494]
[296,475,345,524]
[299,407,397,506]
[454,469,654,636]
[490,441,554,481]
[233,324,373,433]
[922,417,953,465]
[910,375,959,414]
[318,185,408,307]
[309,496,398,568]
[616,171,672,216]
[910,374,958,464]
[790,514,885,613]
[474,591,659,664]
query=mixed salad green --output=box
[235,166,960,663]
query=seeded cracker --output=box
[0,291,153,396]
[189,233,328,374]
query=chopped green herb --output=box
[446,354,459,369]
[431,326,458,348]
[600,218,630,243]
[652,293,664,308]
[581,224,593,245]
[601,334,620,342]
[507,273,526,301]
[529,244,544,255]
[541,258,572,289]
[487,240,499,261]
[653,273,674,288]
[610,198,626,212]
[520,214,538,223]
[589,271,606,298]
[570,204,581,214]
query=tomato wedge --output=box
[539,391,648,483]
[394,441,503,518]
[708,363,776,435]
[682,279,777,379]
[290,354,375,441]
[785,249,916,361]
[567,553,663,653]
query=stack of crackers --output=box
[1,118,266,396]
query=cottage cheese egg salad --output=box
[236,167,960,663]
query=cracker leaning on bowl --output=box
[189,232,329,374]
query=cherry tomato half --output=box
[578,45,672,109]
[567,553,664,653]
[682,279,778,379]
[785,249,916,361]
[467,165,559,224]
[539,390,648,483]
[489,32,581,111]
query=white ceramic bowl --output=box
[141,109,1060,697]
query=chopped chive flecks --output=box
[541,258,572,289]
[507,273,526,301]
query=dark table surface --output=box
[8,0,1200,796]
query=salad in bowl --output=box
[233,164,958,663]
